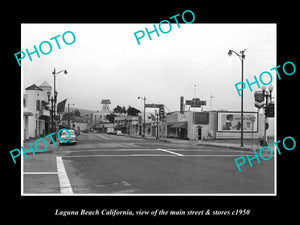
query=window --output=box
[36,100,41,111]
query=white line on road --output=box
[23,172,58,175]
[157,148,183,156]
[61,149,168,153]
[56,156,73,194]
[62,154,177,158]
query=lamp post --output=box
[262,84,273,146]
[52,68,67,124]
[47,90,58,143]
[138,96,146,137]
[47,68,67,143]
[228,49,246,147]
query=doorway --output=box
[198,127,202,140]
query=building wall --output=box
[24,87,50,139]
[166,111,274,141]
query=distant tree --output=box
[121,106,127,114]
[113,105,123,114]
[127,106,141,116]
[74,109,81,117]
[113,105,127,115]
[106,113,115,123]
[62,112,73,120]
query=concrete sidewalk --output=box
[124,134,261,151]
[197,141,258,151]
[22,137,60,155]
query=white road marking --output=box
[62,154,177,158]
[23,172,58,175]
[61,149,166,153]
[56,156,73,194]
[157,148,183,156]
[61,154,267,158]
[165,149,253,153]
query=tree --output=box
[74,109,81,117]
[113,105,123,114]
[62,112,73,120]
[127,106,141,116]
[113,105,127,114]
[106,113,115,123]
[121,106,127,114]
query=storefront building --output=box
[166,110,273,141]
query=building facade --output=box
[166,110,273,141]
[23,82,51,140]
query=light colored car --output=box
[59,129,77,144]
[116,130,123,136]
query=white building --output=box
[23,82,51,140]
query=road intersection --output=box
[23,132,274,195]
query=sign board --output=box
[145,103,161,108]
[101,99,111,104]
[217,112,258,132]
[200,100,206,106]
[180,96,184,114]
[186,98,201,107]
[186,98,206,108]
[254,91,264,109]
[194,112,209,124]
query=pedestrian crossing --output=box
[60,142,140,151]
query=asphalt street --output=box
[23,133,275,194]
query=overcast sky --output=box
[22,23,276,113]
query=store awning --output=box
[39,115,50,120]
[170,121,187,129]
[23,108,33,116]
[24,111,33,116]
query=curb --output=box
[197,143,253,151]
[123,135,171,143]
[21,141,60,155]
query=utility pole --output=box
[228,49,246,147]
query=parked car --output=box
[116,130,123,136]
[59,129,77,145]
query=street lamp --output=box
[228,49,246,147]
[47,90,58,143]
[52,68,67,119]
[52,68,67,136]
[138,96,146,137]
[262,84,273,145]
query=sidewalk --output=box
[125,134,267,151]
[22,139,61,194]
[23,137,60,155]
[197,140,258,151]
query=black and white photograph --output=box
[4,3,298,224]
[21,23,276,195]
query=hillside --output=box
[64,107,97,116]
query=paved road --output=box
[23,132,274,194]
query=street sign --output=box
[101,99,111,104]
[200,100,206,106]
[145,103,161,108]
[159,104,165,119]
[265,103,274,117]
[254,91,264,109]
[180,96,184,114]
[186,98,206,108]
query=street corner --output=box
[196,142,253,152]
[22,138,60,155]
